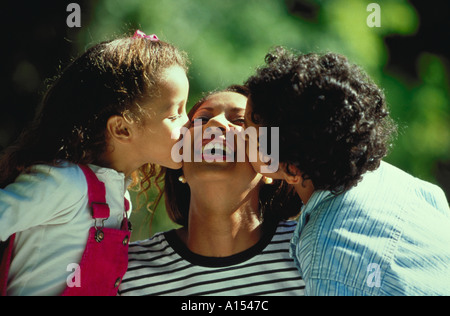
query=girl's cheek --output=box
[166,119,185,142]
[179,114,189,127]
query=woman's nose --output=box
[204,114,231,133]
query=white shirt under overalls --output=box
[0,161,132,296]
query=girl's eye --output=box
[169,114,182,120]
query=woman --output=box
[119,86,305,296]
[244,47,450,296]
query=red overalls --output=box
[0,165,131,296]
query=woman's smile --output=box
[202,132,236,160]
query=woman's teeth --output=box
[203,142,233,155]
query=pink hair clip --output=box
[133,30,159,42]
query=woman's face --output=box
[183,91,262,184]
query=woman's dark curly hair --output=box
[245,47,397,194]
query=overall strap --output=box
[0,234,15,296]
[78,165,110,220]
[62,165,131,296]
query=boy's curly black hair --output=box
[245,47,397,194]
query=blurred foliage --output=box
[69,0,449,240]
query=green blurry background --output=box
[3,0,449,241]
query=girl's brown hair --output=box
[0,33,189,194]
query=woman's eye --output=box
[233,118,245,125]
[191,116,210,124]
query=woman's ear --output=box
[106,116,132,143]
[280,163,302,185]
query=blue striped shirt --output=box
[290,161,450,296]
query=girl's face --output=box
[133,65,189,169]
[183,92,261,184]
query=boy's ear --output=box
[280,163,302,185]
[106,116,132,143]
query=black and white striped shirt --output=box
[119,221,305,296]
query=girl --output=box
[0,30,189,296]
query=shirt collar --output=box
[302,190,333,213]
[87,164,132,192]
[297,190,333,230]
